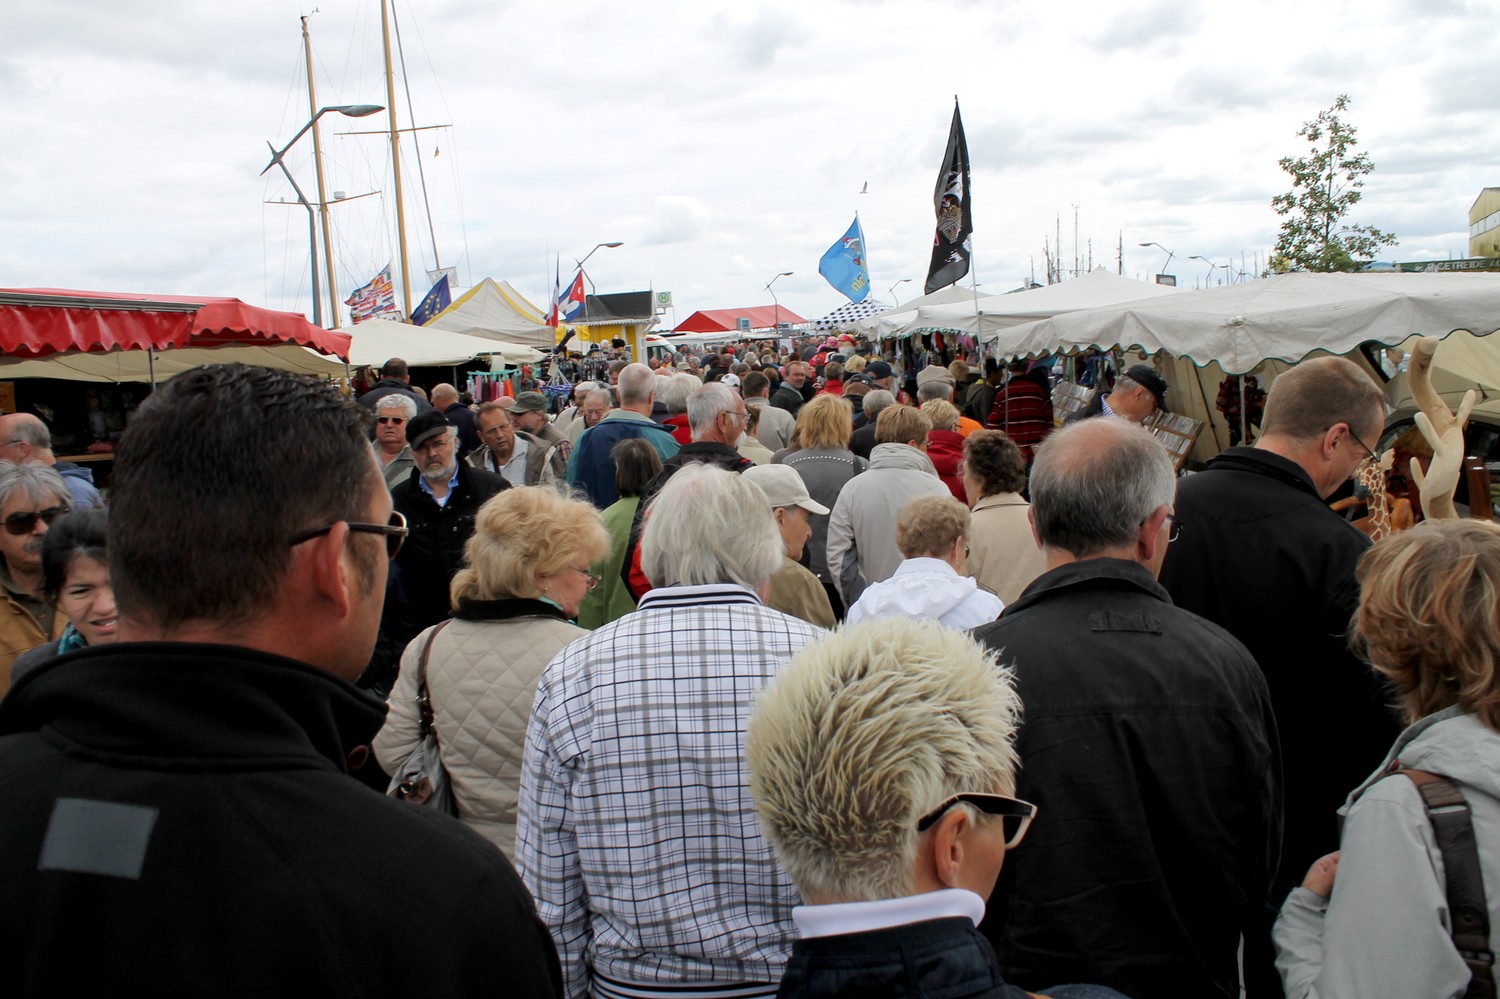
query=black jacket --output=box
[622,442,753,598]
[973,558,1281,999]
[849,422,879,460]
[770,382,804,416]
[444,402,482,457]
[391,462,508,633]
[0,643,561,998]
[1158,446,1399,894]
[357,378,433,413]
[779,918,1030,999]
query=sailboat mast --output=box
[302,15,338,326]
[382,0,414,318]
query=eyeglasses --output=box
[1347,426,1378,464]
[414,435,453,455]
[290,510,408,560]
[569,566,601,589]
[3,505,70,536]
[1165,514,1182,543]
[375,416,406,426]
[916,793,1037,848]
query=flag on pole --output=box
[345,264,399,324]
[559,269,587,323]
[410,273,452,326]
[546,257,563,327]
[818,216,871,304]
[925,102,973,294]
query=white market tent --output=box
[339,318,543,367]
[912,269,1181,341]
[852,283,990,339]
[424,278,557,349]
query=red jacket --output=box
[926,429,968,503]
[986,381,1054,461]
[663,413,692,446]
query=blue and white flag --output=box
[410,273,452,326]
[818,216,871,304]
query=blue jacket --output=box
[779,918,1031,999]
[565,412,679,508]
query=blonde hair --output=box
[747,618,1020,902]
[875,404,932,446]
[450,487,611,605]
[844,355,868,374]
[920,399,960,432]
[1355,520,1500,731]
[896,494,969,558]
[795,394,854,450]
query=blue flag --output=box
[410,273,452,326]
[818,216,871,304]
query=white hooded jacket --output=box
[845,557,1003,631]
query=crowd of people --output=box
[0,335,1497,999]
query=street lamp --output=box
[766,271,793,333]
[888,278,913,305]
[263,103,384,327]
[575,241,624,331]
[1189,255,1231,287]
[1139,241,1175,283]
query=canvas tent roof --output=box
[424,278,557,349]
[814,299,892,331]
[339,319,543,367]
[913,269,1181,341]
[674,305,808,333]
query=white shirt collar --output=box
[792,888,986,939]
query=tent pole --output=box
[148,349,157,388]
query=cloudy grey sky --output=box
[3,0,1497,328]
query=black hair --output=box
[109,364,378,629]
[612,438,664,499]
[41,508,109,603]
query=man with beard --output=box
[0,463,70,693]
[390,411,507,634]
[468,402,566,488]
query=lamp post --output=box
[263,103,384,326]
[1189,255,1231,287]
[766,271,793,333]
[574,241,624,334]
[1139,241,1175,284]
[888,278,913,306]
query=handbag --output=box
[386,622,458,816]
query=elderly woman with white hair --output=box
[748,618,1126,999]
[517,463,826,999]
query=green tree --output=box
[1271,95,1397,272]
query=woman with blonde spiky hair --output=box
[747,618,1123,999]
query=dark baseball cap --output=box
[405,410,452,448]
[511,391,548,414]
[1124,364,1169,413]
[867,360,894,380]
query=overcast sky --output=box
[4,0,1498,329]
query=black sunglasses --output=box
[289,511,408,560]
[916,793,1037,848]
[4,505,71,536]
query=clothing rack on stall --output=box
[467,367,522,404]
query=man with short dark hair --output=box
[469,402,565,488]
[0,364,560,996]
[964,358,1003,425]
[771,361,810,416]
[390,411,508,635]
[973,418,1280,999]
[356,356,433,413]
[1159,355,1392,994]
[743,370,796,451]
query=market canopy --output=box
[914,269,1181,341]
[813,299,892,331]
[339,319,544,367]
[673,305,808,333]
[994,271,1500,374]
[0,288,350,359]
[852,283,992,339]
[424,278,557,349]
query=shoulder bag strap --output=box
[1395,769,1497,998]
[414,621,449,741]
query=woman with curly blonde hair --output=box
[1275,519,1500,998]
[374,486,610,858]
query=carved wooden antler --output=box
[1407,335,1476,521]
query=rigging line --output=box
[391,0,441,275]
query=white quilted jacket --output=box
[373,608,586,859]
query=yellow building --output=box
[1470,188,1500,257]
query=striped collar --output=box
[636,582,763,611]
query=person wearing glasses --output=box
[1158,356,1394,995]
[972,418,1280,999]
[373,393,418,488]
[9,509,115,686]
[0,364,561,996]
[376,487,610,860]
[0,461,71,694]
[747,617,1124,999]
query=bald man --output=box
[0,413,104,509]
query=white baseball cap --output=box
[743,464,830,515]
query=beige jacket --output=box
[373,601,586,859]
[765,555,835,628]
[966,492,1048,605]
[0,570,63,696]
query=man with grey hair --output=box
[849,389,895,459]
[373,394,418,489]
[517,463,824,999]
[971,419,1280,999]
[553,380,598,432]
[566,363,679,508]
[0,462,70,692]
[0,413,104,510]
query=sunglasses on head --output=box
[4,505,70,536]
[916,793,1037,848]
[289,510,408,560]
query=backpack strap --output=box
[1391,768,1497,998]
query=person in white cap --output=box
[744,464,836,628]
